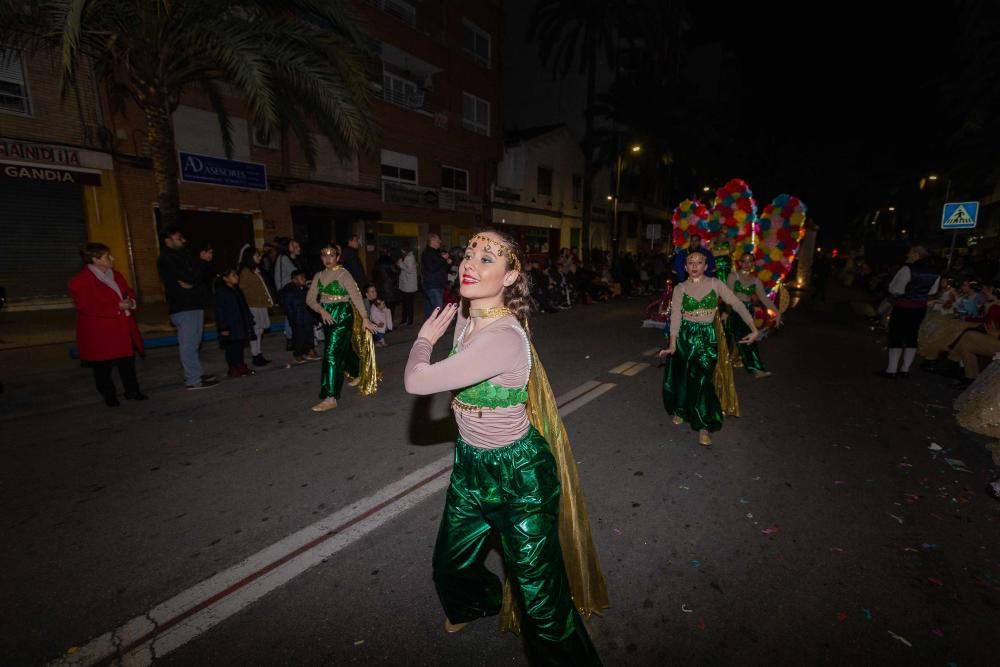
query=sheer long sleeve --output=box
[669,283,685,342]
[753,279,778,313]
[333,269,367,316]
[716,278,755,329]
[306,275,321,314]
[405,325,528,395]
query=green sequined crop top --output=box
[681,289,718,312]
[733,279,756,299]
[449,321,531,411]
[317,279,348,297]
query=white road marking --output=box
[50,377,621,666]
[608,361,637,374]
[622,363,650,377]
[641,347,661,357]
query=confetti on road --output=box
[681,604,694,613]
[612,528,622,536]
[932,628,944,638]
[691,560,701,568]
[944,458,972,473]
[929,442,942,451]
[829,547,844,552]
[863,608,873,621]
[927,577,944,587]
[679,485,689,491]
[354,640,365,646]
[888,513,905,524]
[697,616,706,630]
[837,612,847,623]
[887,630,912,648]
[739,498,750,504]
[761,524,780,536]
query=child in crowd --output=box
[368,290,392,347]
[214,268,256,377]
[279,270,318,363]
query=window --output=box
[380,149,418,183]
[251,126,279,150]
[0,48,31,115]
[441,165,469,192]
[462,92,490,136]
[537,167,553,197]
[572,175,582,202]
[381,72,423,109]
[462,20,491,68]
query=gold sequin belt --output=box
[320,295,350,303]
[682,309,716,320]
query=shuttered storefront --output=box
[0,177,87,301]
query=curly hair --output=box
[476,229,532,332]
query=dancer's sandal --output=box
[698,430,712,447]
[346,374,361,387]
[444,619,468,634]
[311,398,338,412]
[672,415,684,426]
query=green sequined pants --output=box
[319,302,358,400]
[725,301,766,374]
[433,427,601,666]
[663,319,723,432]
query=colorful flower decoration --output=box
[671,199,711,248]
[709,179,757,252]
[753,194,808,294]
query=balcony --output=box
[382,180,482,213]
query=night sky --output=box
[684,1,960,243]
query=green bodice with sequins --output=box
[449,347,528,408]
[317,278,348,297]
[681,289,718,313]
[733,279,756,299]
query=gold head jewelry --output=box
[321,247,339,257]
[468,234,521,271]
[470,306,512,319]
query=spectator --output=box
[877,246,940,379]
[259,241,277,294]
[421,232,451,317]
[397,242,418,326]
[368,291,392,348]
[375,248,400,319]
[68,243,146,406]
[238,244,274,367]
[279,270,317,363]
[156,227,218,390]
[341,234,368,288]
[214,268,256,378]
[275,238,303,350]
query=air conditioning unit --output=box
[438,190,456,210]
[406,90,425,109]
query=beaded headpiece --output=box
[320,246,340,257]
[468,234,521,271]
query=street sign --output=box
[941,201,978,230]
[645,223,662,240]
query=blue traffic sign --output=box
[941,201,978,230]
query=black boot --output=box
[252,354,272,367]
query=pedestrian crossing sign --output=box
[941,201,978,230]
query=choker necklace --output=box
[690,276,705,283]
[470,306,512,319]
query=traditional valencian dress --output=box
[405,310,607,666]
[306,266,379,399]
[663,277,756,432]
[726,270,779,374]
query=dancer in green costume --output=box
[660,250,759,446]
[726,252,781,378]
[405,230,607,666]
[306,245,379,411]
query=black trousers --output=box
[290,323,314,356]
[888,306,926,348]
[224,340,246,369]
[400,291,416,324]
[91,356,139,398]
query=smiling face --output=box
[686,252,708,279]
[460,232,518,302]
[739,253,755,271]
[365,286,378,301]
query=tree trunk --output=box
[146,104,181,231]
[580,45,597,269]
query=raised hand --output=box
[417,303,458,345]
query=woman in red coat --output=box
[68,243,146,406]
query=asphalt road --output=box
[1,296,997,666]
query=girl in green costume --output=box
[404,230,607,666]
[726,252,782,378]
[660,250,759,446]
[306,245,379,411]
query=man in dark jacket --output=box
[156,227,218,389]
[341,235,368,289]
[421,232,451,318]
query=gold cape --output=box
[714,314,740,417]
[498,342,610,632]
[351,306,381,396]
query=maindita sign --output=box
[179,151,267,191]
[0,137,109,185]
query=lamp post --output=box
[612,143,641,257]
[925,174,956,269]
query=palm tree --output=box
[0,0,378,229]
[528,0,682,266]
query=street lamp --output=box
[702,186,711,192]
[613,143,641,254]
[888,206,895,211]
